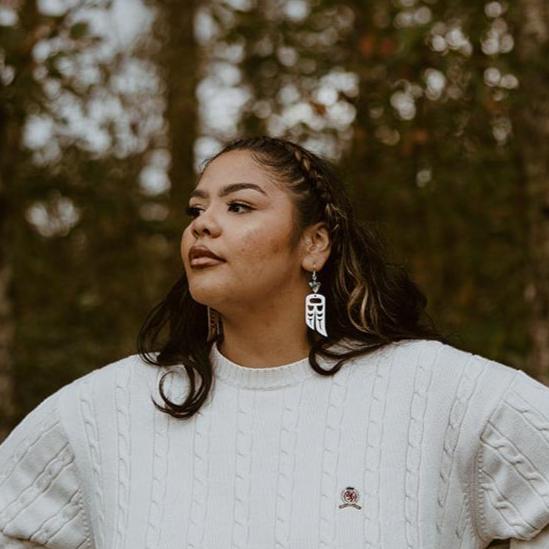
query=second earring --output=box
[305,268,328,337]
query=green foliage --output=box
[69,21,89,40]
[1,0,541,428]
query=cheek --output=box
[180,227,193,262]
[236,228,291,269]
[233,231,261,261]
[181,226,190,248]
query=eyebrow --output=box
[189,182,268,200]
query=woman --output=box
[1,136,548,548]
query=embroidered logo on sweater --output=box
[338,486,362,509]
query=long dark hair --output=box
[137,136,451,419]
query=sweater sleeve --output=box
[510,523,549,548]
[475,369,549,546]
[0,388,93,548]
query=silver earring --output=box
[305,268,328,337]
[207,306,222,342]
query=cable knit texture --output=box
[0,390,92,548]
[2,339,549,548]
[475,369,549,545]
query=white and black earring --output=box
[207,306,222,342]
[305,267,328,337]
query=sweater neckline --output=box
[210,340,318,389]
[209,338,392,390]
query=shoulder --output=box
[349,337,519,384]
[350,339,523,426]
[72,351,160,383]
[33,352,170,446]
[387,338,520,385]
[58,351,162,401]
[0,353,160,432]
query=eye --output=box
[184,202,252,219]
[228,201,252,214]
[185,206,200,218]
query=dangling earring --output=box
[207,306,222,342]
[305,267,328,337]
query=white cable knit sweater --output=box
[2,338,549,548]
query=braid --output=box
[277,139,343,235]
[217,136,344,235]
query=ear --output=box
[301,222,331,271]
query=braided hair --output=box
[137,136,451,419]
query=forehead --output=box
[196,150,281,194]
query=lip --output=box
[190,257,224,268]
[189,245,224,262]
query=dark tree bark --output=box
[0,109,17,443]
[155,0,200,276]
[0,0,41,442]
[513,0,549,383]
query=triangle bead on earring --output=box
[305,268,328,337]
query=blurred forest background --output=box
[0,0,548,447]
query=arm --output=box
[473,370,549,546]
[0,533,43,547]
[0,389,93,548]
[510,522,549,548]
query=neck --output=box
[217,334,311,369]
[215,294,312,369]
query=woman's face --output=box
[181,149,307,314]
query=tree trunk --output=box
[156,0,199,276]
[513,0,549,383]
[0,113,17,443]
[0,0,40,442]
[340,1,380,218]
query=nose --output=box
[190,207,221,238]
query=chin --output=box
[188,285,224,307]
